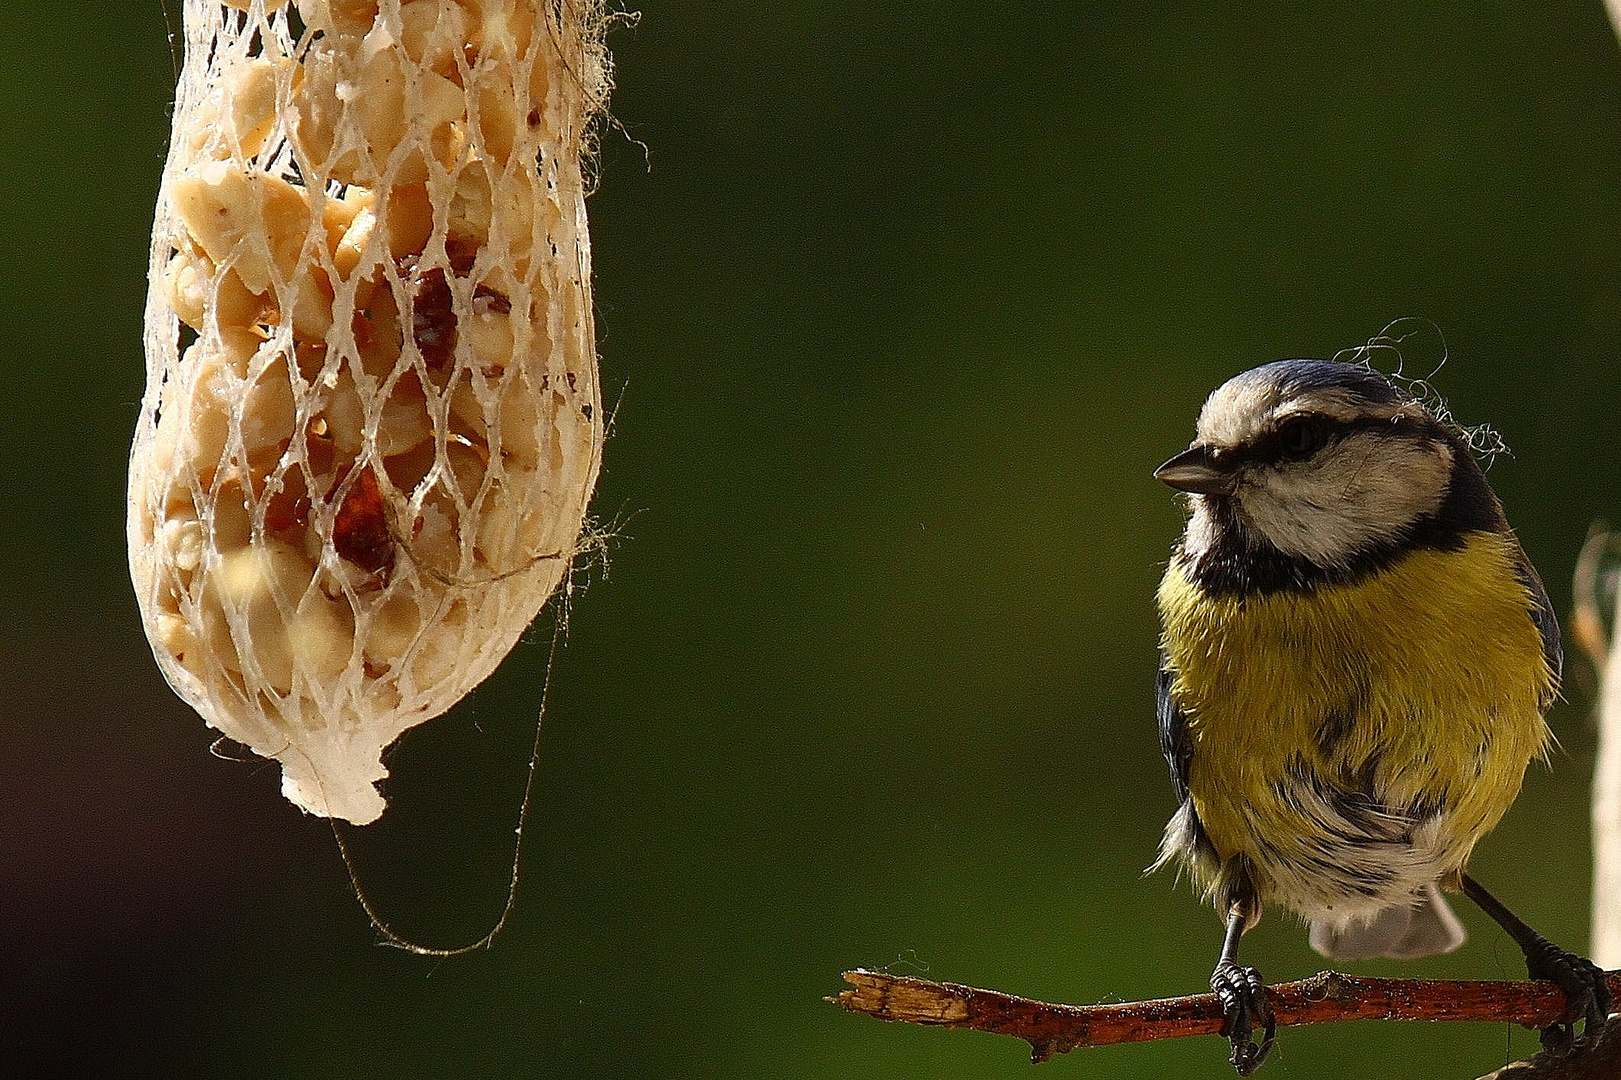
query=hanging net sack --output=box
[129,0,609,824]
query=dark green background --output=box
[4,2,1621,1077]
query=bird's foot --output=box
[1211,958,1276,1075]
[1525,937,1611,1053]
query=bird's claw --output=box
[1526,939,1611,1052]
[1211,959,1276,1075]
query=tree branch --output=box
[829,968,1621,1066]
[1478,1016,1621,1079]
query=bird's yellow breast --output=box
[1157,530,1554,905]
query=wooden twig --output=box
[829,968,1621,1065]
[1478,1015,1621,1079]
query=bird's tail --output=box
[1308,883,1467,961]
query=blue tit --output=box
[1152,359,1609,1074]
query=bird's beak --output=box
[1154,445,1233,494]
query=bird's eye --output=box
[1277,416,1330,458]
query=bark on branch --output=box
[829,967,1621,1072]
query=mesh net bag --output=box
[129,0,609,824]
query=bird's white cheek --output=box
[1182,501,1220,561]
[1239,474,1372,567]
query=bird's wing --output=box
[1158,658,1193,800]
[1514,550,1563,709]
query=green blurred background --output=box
[4,2,1621,1077]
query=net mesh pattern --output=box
[129,0,607,823]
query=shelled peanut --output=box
[129,0,610,824]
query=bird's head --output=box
[1156,360,1468,570]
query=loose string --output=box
[329,607,565,956]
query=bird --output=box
[1151,358,1609,1074]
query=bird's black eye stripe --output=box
[1233,413,1336,466]
[1275,415,1332,458]
[1232,413,1427,469]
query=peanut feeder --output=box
[129,0,609,824]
